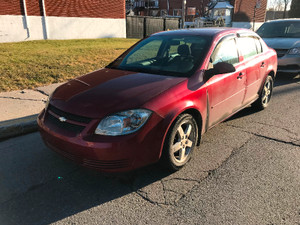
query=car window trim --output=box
[254,37,263,55]
[208,34,240,68]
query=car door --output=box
[206,36,247,127]
[237,35,266,104]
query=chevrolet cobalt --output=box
[38,28,277,172]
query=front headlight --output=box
[95,109,152,136]
[287,47,300,55]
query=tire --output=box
[253,75,273,110]
[161,114,198,171]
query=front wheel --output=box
[161,114,198,171]
[253,75,273,110]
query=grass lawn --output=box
[0,38,139,92]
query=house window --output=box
[173,9,182,17]
[145,0,159,8]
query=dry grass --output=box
[0,38,138,92]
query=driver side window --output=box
[211,38,239,66]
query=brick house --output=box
[232,0,267,30]
[0,0,126,43]
[130,0,267,29]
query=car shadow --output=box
[0,137,173,225]
[274,72,300,87]
[226,73,299,122]
[225,105,258,122]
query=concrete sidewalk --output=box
[0,83,63,140]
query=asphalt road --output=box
[0,74,299,225]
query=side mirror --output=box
[205,62,236,81]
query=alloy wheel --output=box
[262,77,272,106]
[171,121,195,164]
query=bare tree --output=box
[274,0,284,11]
[283,0,291,18]
[269,0,291,18]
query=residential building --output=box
[0,0,126,43]
[129,0,267,29]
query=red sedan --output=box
[38,28,277,172]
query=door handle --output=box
[260,62,265,68]
[237,72,245,80]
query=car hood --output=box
[263,38,300,49]
[50,68,186,119]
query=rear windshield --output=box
[107,35,212,77]
[257,21,300,38]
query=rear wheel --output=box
[162,114,198,171]
[253,75,273,110]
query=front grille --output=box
[44,104,93,136]
[48,105,92,124]
[45,113,85,135]
[274,49,288,58]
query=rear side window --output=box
[211,38,239,65]
[237,37,257,59]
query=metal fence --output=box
[126,16,181,39]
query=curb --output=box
[0,114,39,140]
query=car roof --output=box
[265,18,300,23]
[151,27,252,38]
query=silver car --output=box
[257,19,300,74]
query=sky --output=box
[267,0,292,10]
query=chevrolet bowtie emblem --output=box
[59,117,67,122]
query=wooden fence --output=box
[126,16,181,39]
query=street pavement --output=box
[0,74,299,225]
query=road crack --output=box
[135,189,164,206]
[227,124,300,147]
[163,177,201,183]
[160,180,167,205]
[253,121,300,140]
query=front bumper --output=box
[37,108,166,173]
[277,55,300,73]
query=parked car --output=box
[38,28,277,172]
[257,19,300,74]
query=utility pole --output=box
[253,5,256,31]
[182,0,186,28]
[253,0,261,31]
[167,0,170,15]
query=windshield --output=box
[107,35,211,77]
[257,21,300,38]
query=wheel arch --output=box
[268,70,276,80]
[181,108,203,146]
[258,70,275,95]
[159,107,203,159]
